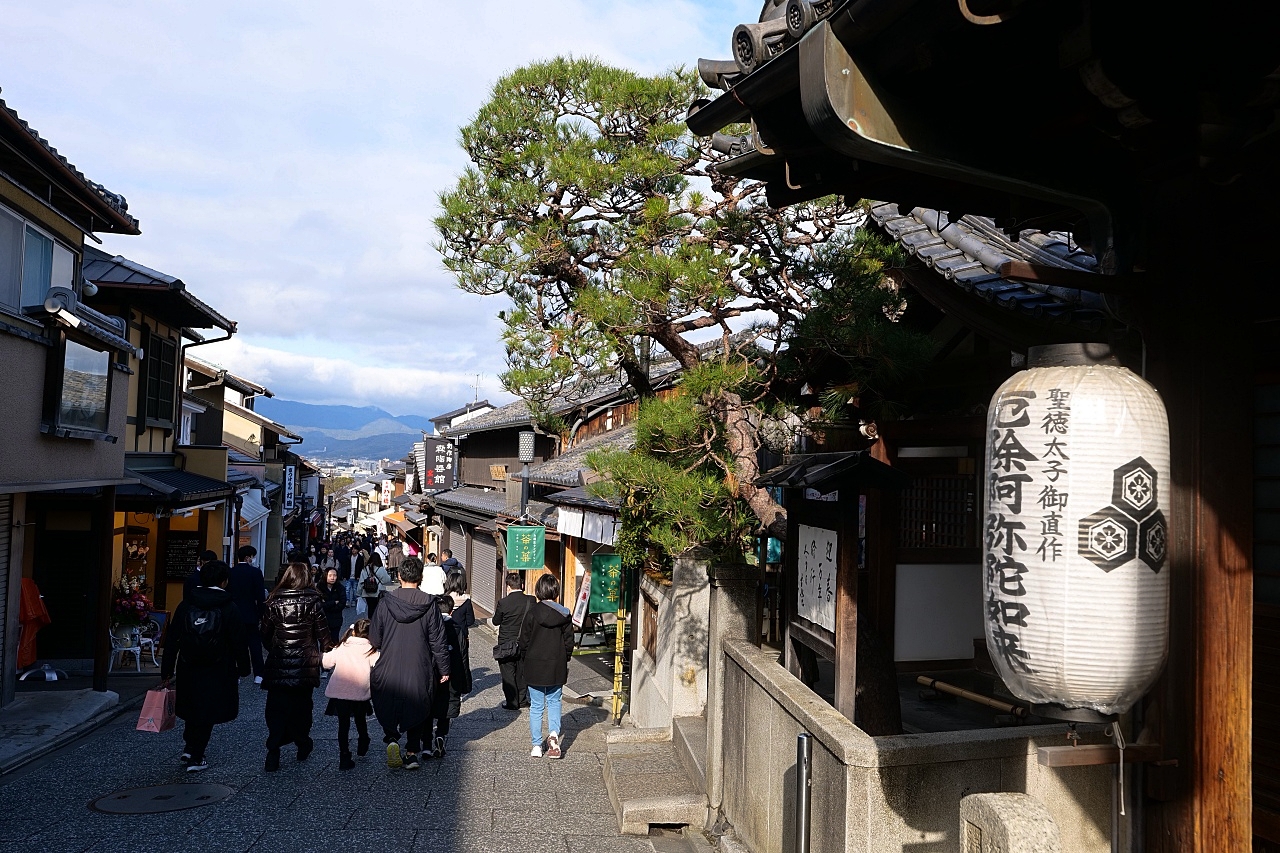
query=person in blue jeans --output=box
[517,574,574,758]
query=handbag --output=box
[136,687,176,733]
[492,596,530,662]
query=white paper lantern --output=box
[983,344,1170,719]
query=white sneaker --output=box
[530,743,543,758]
[254,676,263,684]
[546,732,562,759]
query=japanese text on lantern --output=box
[797,524,837,633]
[986,388,1071,675]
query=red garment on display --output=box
[18,578,51,668]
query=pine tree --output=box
[435,57,928,562]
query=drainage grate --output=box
[90,784,234,814]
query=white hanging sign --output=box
[797,524,837,633]
[283,465,296,513]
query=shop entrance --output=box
[30,505,100,660]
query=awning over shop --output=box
[557,506,619,546]
[385,511,418,536]
[755,451,911,491]
[117,467,235,509]
[239,495,270,529]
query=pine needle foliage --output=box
[434,57,932,574]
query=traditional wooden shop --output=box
[685,1,1278,849]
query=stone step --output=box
[604,737,710,835]
[673,715,707,795]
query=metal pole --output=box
[520,462,530,517]
[796,732,812,853]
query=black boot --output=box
[356,735,370,757]
[297,737,314,762]
[339,752,355,771]
[264,750,280,772]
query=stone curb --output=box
[0,690,147,777]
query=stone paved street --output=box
[0,621,662,853]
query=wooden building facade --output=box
[689,2,1280,848]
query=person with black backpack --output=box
[160,560,250,772]
[358,552,392,623]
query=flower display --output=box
[111,576,154,628]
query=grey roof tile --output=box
[0,96,138,232]
[513,424,636,487]
[871,201,1114,335]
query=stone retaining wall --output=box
[719,639,1115,853]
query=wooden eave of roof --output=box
[692,1,1280,268]
[0,101,139,234]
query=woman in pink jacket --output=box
[322,618,379,770]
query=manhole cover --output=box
[90,783,234,814]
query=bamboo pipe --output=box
[916,676,1029,717]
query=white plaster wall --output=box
[894,563,983,662]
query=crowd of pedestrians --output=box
[158,531,573,773]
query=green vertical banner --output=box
[505,525,545,570]
[589,554,627,613]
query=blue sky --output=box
[0,0,757,416]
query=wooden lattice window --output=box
[899,473,979,560]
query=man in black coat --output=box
[182,550,220,598]
[227,545,267,684]
[161,560,250,772]
[369,556,451,770]
[490,572,534,710]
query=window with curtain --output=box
[0,209,22,308]
[0,206,76,312]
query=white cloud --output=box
[0,0,760,414]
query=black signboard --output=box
[165,534,203,580]
[423,437,457,491]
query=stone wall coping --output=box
[724,639,874,763]
[641,572,672,602]
[722,639,1107,769]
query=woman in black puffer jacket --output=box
[260,561,330,771]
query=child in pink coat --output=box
[322,618,379,770]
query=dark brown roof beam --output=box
[0,118,138,234]
[996,260,1139,294]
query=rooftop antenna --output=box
[473,374,481,404]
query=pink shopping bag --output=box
[136,687,176,733]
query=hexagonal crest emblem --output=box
[1138,510,1168,573]
[1078,506,1139,572]
[1111,457,1158,521]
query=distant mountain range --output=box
[255,398,441,460]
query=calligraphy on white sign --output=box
[797,524,837,632]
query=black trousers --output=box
[428,714,451,740]
[380,719,425,754]
[337,710,368,757]
[365,596,380,623]
[183,720,213,761]
[500,657,528,707]
[265,687,314,752]
[246,631,264,679]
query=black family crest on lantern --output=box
[1077,457,1167,573]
